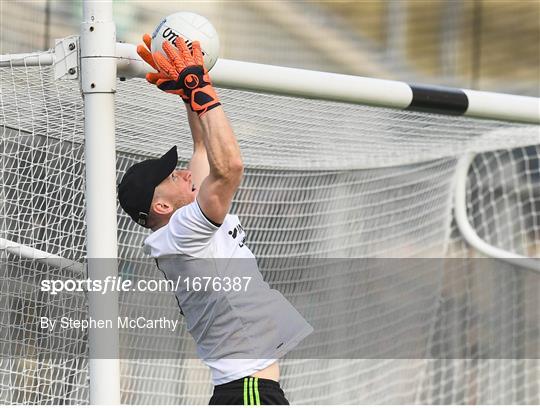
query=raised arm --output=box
[139,37,243,224]
[186,108,210,191]
[136,34,210,191]
[196,106,243,224]
[186,106,243,225]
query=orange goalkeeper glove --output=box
[151,39,220,116]
[136,34,185,97]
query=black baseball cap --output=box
[118,146,178,228]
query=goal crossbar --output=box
[1,40,538,124]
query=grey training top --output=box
[144,201,313,384]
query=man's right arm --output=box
[196,106,243,225]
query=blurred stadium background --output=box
[0,0,539,405]
[1,0,538,96]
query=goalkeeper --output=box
[118,35,313,405]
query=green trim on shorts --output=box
[243,377,261,405]
[249,377,254,405]
[254,377,261,405]
[244,377,248,405]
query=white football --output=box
[151,12,220,71]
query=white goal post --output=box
[454,154,540,272]
[78,1,120,405]
[0,1,539,404]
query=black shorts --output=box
[209,376,290,405]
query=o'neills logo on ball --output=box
[161,28,207,56]
[184,74,199,89]
[162,27,180,44]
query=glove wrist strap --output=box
[177,66,221,116]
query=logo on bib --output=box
[228,224,246,247]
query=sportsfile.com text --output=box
[41,276,252,295]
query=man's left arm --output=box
[186,108,210,191]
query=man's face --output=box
[154,169,197,212]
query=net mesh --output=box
[0,54,539,404]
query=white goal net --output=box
[0,53,539,404]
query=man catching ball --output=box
[118,35,312,405]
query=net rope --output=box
[0,55,538,404]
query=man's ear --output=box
[151,198,174,216]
